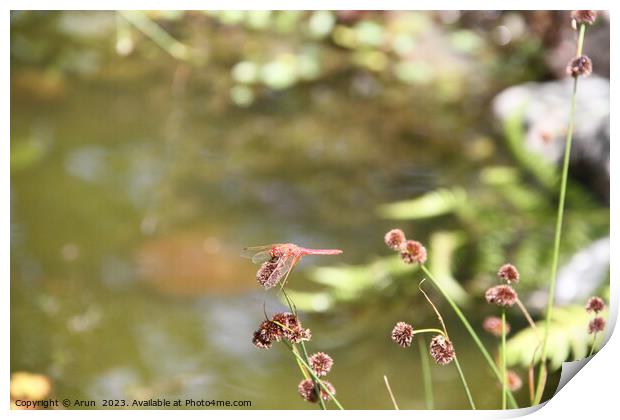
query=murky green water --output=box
[11,11,561,409]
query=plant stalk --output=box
[419,280,475,409]
[420,264,518,408]
[413,328,447,336]
[588,332,598,358]
[417,336,434,409]
[453,355,476,409]
[383,375,399,410]
[501,310,507,410]
[285,342,345,410]
[280,289,327,410]
[534,22,587,405]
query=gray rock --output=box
[492,76,609,202]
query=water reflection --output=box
[10,10,570,409]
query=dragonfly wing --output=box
[265,254,297,289]
[241,245,279,263]
[251,251,273,264]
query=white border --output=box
[4,2,617,419]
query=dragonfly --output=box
[242,243,343,290]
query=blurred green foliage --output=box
[506,304,607,370]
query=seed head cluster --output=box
[588,317,606,334]
[384,229,427,265]
[571,10,597,26]
[308,352,334,377]
[585,296,605,314]
[297,379,336,403]
[391,321,414,348]
[252,312,311,349]
[567,55,592,78]
[497,263,519,284]
[485,285,518,308]
[256,258,281,289]
[429,334,455,365]
[483,316,511,337]
[400,240,427,264]
[384,229,406,250]
[298,351,337,403]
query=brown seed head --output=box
[506,370,523,391]
[566,55,592,78]
[571,10,597,26]
[429,334,455,365]
[483,316,511,337]
[251,319,283,349]
[252,330,272,349]
[391,321,414,348]
[588,316,606,334]
[385,229,407,250]
[585,296,605,314]
[271,312,311,343]
[308,352,334,377]
[297,379,318,403]
[497,263,520,284]
[297,379,336,403]
[287,326,312,344]
[400,240,427,264]
[256,259,280,289]
[485,285,518,307]
[272,312,299,331]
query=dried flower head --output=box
[287,326,312,344]
[400,240,427,264]
[297,379,336,403]
[308,352,334,377]
[429,334,455,365]
[506,370,523,391]
[566,55,593,78]
[252,330,272,349]
[251,330,272,349]
[497,264,520,284]
[585,296,605,314]
[384,229,406,251]
[483,316,511,337]
[588,316,606,334]
[297,379,318,403]
[256,259,280,289]
[251,319,283,349]
[485,285,518,307]
[272,312,298,329]
[271,312,311,344]
[391,321,414,348]
[571,10,597,26]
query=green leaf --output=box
[505,305,607,370]
[378,187,467,220]
[503,107,557,189]
[427,231,469,305]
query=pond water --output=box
[10,11,560,409]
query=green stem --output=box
[413,328,447,336]
[420,264,518,408]
[291,344,311,380]
[417,336,434,410]
[280,289,327,410]
[502,310,507,410]
[299,339,327,410]
[285,343,345,410]
[534,22,587,405]
[588,332,598,358]
[453,355,476,409]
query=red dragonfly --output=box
[242,243,343,290]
